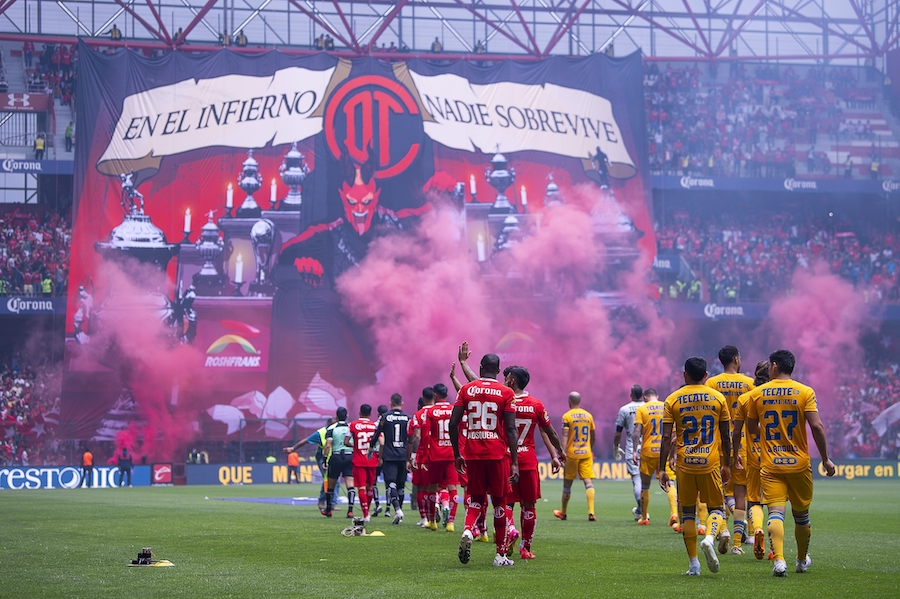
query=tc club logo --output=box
[324,74,422,179]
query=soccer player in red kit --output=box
[349,404,381,521]
[408,387,435,526]
[450,353,519,567]
[505,366,564,559]
[423,383,460,532]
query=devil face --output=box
[339,177,381,235]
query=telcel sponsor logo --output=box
[783,178,817,191]
[703,303,744,319]
[679,176,715,189]
[0,466,123,489]
[6,297,54,314]
[1,158,43,172]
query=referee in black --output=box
[370,393,411,524]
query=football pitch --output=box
[1,480,897,599]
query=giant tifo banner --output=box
[64,43,653,460]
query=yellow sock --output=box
[586,485,595,515]
[682,514,698,558]
[640,489,650,520]
[767,511,786,561]
[698,502,708,523]
[794,512,811,559]
[561,490,571,515]
[750,504,764,532]
[667,485,678,518]
[706,509,725,538]
[733,509,746,545]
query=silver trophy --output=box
[249,218,276,295]
[485,149,516,215]
[543,173,564,207]
[236,150,263,218]
[192,210,226,296]
[278,141,310,211]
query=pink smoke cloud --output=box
[337,185,674,419]
[767,262,871,417]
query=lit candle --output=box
[270,179,277,204]
[520,185,527,206]
[476,233,486,262]
[470,174,477,195]
[235,253,243,284]
[226,183,234,208]
[183,208,191,233]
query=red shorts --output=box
[352,466,376,489]
[458,469,468,488]
[465,459,509,499]
[427,460,459,487]
[507,469,541,505]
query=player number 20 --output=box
[682,415,714,446]
[469,401,499,431]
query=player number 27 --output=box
[763,410,798,441]
[469,401,499,431]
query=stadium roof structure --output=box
[0,0,899,65]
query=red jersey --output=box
[454,378,516,460]
[425,401,454,462]
[408,405,432,463]
[513,393,551,471]
[349,418,378,467]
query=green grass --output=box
[1,480,897,599]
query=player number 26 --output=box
[469,401,499,431]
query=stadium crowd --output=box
[0,209,71,296]
[656,209,900,303]
[0,357,62,467]
[644,62,880,178]
[24,42,77,108]
[833,359,900,460]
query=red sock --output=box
[465,494,485,533]
[359,488,369,518]
[507,504,515,531]
[439,488,450,508]
[417,490,427,519]
[521,506,536,549]
[493,498,508,555]
[449,489,459,522]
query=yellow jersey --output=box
[562,408,595,460]
[706,372,755,419]
[635,400,665,459]
[747,378,817,474]
[663,384,730,474]
[734,390,761,469]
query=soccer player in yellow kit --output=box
[659,357,731,576]
[706,345,755,553]
[554,392,596,522]
[632,389,677,525]
[746,349,836,577]
[732,360,771,559]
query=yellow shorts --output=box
[677,469,724,508]
[730,460,748,487]
[746,465,761,504]
[761,468,813,510]
[639,455,659,478]
[564,457,594,480]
